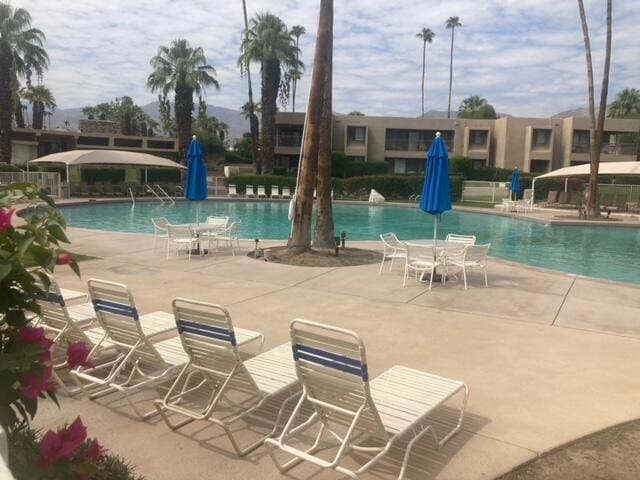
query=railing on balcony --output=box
[276,132,302,147]
[571,143,637,155]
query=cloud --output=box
[15,0,639,117]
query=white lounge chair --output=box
[444,243,491,289]
[445,233,476,246]
[257,185,267,199]
[154,298,298,456]
[246,185,256,198]
[271,185,280,199]
[151,217,170,251]
[281,187,291,199]
[72,279,186,419]
[403,244,445,290]
[166,225,199,260]
[379,232,407,274]
[265,319,468,480]
[228,184,239,198]
[214,221,241,256]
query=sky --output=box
[15,0,640,117]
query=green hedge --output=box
[0,163,22,172]
[331,152,390,178]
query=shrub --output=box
[331,152,348,178]
[342,174,463,201]
[0,163,22,172]
[146,169,181,183]
[449,156,474,179]
[345,161,389,177]
[224,151,250,165]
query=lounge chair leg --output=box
[428,266,434,291]
[462,268,467,289]
[484,268,488,287]
[378,257,385,274]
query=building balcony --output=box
[571,143,637,156]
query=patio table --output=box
[403,240,467,283]
[177,223,227,255]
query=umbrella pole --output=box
[433,214,439,245]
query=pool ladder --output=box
[144,184,175,205]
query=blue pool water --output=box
[59,200,640,285]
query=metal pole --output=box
[564,177,568,193]
[145,168,148,184]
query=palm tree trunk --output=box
[14,102,24,129]
[421,40,426,117]
[174,85,194,162]
[288,0,332,251]
[32,102,44,130]
[293,36,300,113]
[313,0,335,250]
[447,27,455,119]
[242,0,260,173]
[0,43,13,163]
[260,59,280,174]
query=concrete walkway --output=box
[36,228,640,480]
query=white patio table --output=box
[402,240,466,283]
[176,223,228,255]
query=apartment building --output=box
[274,112,639,174]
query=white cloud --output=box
[14,0,639,117]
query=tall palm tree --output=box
[23,85,55,129]
[458,94,497,119]
[241,0,260,172]
[290,25,306,113]
[577,0,612,218]
[608,88,640,118]
[0,3,48,162]
[239,13,302,174]
[445,16,461,119]
[416,28,435,117]
[147,38,219,160]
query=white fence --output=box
[461,180,511,203]
[596,184,640,204]
[0,172,61,197]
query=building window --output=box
[276,125,303,147]
[386,157,425,174]
[385,130,409,150]
[114,138,143,148]
[147,140,175,150]
[347,126,366,146]
[572,130,590,153]
[471,159,486,169]
[347,156,365,162]
[385,129,453,152]
[532,129,551,149]
[77,136,109,146]
[469,130,488,148]
[530,159,550,173]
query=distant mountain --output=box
[552,107,591,118]
[419,109,511,119]
[50,101,250,142]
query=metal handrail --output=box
[144,184,164,204]
[155,184,175,205]
[128,187,135,206]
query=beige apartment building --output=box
[274,112,639,174]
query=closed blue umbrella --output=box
[510,167,521,201]
[185,135,207,223]
[420,132,452,243]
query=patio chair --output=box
[94,182,106,196]
[515,199,534,214]
[281,187,291,199]
[151,217,169,251]
[246,185,256,198]
[444,244,490,289]
[271,185,280,199]
[257,185,267,199]
[154,298,298,456]
[379,233,407,274]
[228,184,239,198]
[103,182,114,196]
[445,233,476,245]
[264,319,468,480]
[166,225,199,260]
[71,279,187,419]
[543,190,558,207]
[214,221,242,256]
[79,182,90,197]
[202,216,230,248]
[403,244,445,291]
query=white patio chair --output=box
[516,199,533,214]
[445,233,476,246]
[257,185,267,199]
[154,298,299,456]
[246,185,256,198]
[228,184,239,198]
[281,187,291,199]
[403,244,445,291]
[271,185,280,199]
[265,319,468,480]
[151,217,169,251]
[379,233,407,274]
[201,216,229,249]
[166,225,199,261]
[72,279,186,419]
[214,221,241,256]
[444,243,491,289]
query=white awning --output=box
[28,149,186,170]
[535,161,640,180]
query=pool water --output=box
[59,200,640,285]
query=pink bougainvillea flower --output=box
[67,342,93,370]
[58,417,88,457]
[0,208,15,232]
[22,365,56,399]
[56,252,73,265]
[38,430,63,468]
[17,326,54,361]
[37,418,89,470]
[85,438,103,460]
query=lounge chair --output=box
[444,243,491,289]
[445,233,476,245]
[246,185,256,198]
[281,187,291,199]
[103,182,114,196]
[72,279,186,419]
[403,244,445,290]
[543,190,558,207]
[265,319,468,480]
[257,185,267,199]
[166,225,200,260]
[228,184,239,198]
[379,233,407,274]
[154,298,297,455]
[79,182,90,197]
[151,217,169,251]
[271,185,280,199]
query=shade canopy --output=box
[420,134,452,215]
[28,149,186,170]
[534,161,640,180]
[184,138,207,201]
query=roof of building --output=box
[28,149,186,169]
[535,161,640,180]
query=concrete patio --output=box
[36,227,640,480]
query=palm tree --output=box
[577,0,612,218]
[23,85,55,129]
[241,0,260,172]
[416,28,435,118]
[0,3,48,162]
[290,25,306,113]
[445,16,461,119]
[240,13,302,174]
[609,88,640,118]
[458,95,497,119]
[147,38,219,160]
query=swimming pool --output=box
[59,200,640,285]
